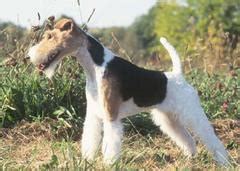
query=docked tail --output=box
[160,37,182,75]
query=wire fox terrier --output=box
[28,18,229,165]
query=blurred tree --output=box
[91,26,143,62]
[188,0,240,36]
[186,0,240,71]
[131,7,157,52]
[0,22,25,58]
[153,1,191,52]
[128,0,240,70]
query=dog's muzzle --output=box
[37,50,60,71]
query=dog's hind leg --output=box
[174,87,230,165]
[151,109,196,157]
[181,104,229,165]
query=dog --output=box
[28,18,229,165]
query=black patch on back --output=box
[87,35,104,66]
[104,57,168,107]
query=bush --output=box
[0,57,86,127]
[186,68,239,119]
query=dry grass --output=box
[0,118,239,169]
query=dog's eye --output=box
[47,34,52,40]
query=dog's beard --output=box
[43,59,60,79]
[28,46,61,79]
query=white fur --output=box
[43,59,60,78]
[102,48,115,67]
[160,37,182,75]
[28,45,38,63]
[102,120,123,164]
[81,104,102,160]
[151,109,196,156]
[156,73,229,164]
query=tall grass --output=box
[0,57,86,127]
[0,55,239,128]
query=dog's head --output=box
[28,18,86,78]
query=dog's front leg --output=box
[99,75,123,164]
[102,119,123,165]
[81,100,103,161]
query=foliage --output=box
[186,69,240,119]
[187,0,240,36]
[89,0,240,72]
[152,0,239,46]
[0,2,239,169]
[0,56,239,127]
[130,7,157,55]
[0,15,239,127]
[91,27,144,62]
[0,0,239,128]
[126,0,240,71]
[153,1,190,51]
[0,57,86,127]
[0,22,26,59]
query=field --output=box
[0,119,239,170]
[0,0,240,169]
[0,56,239,169]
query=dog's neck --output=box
[75,46,96,82]
[74,33,114,85]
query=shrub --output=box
[186,68,239,119]
[0,57,86,127]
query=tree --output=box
[153,1,190,52]
[187,0,240,36]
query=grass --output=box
[1,57,239,127]
[0,44,239,170]
[0,118,239,170]
[0,57,86,127]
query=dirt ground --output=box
[0,118,239,169]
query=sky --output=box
[0,0,157,28]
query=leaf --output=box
[52,106,66,116]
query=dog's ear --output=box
[55,19,75,32]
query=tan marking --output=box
[54,19,74,31]
[101,75,122,121]
[30,18,87,67]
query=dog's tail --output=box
[160,37,182,75]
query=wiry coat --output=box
[28,18,229,165]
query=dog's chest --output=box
[85,66,106,100]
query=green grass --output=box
[186,69,240,119]
[0,57,86,128]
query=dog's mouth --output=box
[37,50,60,71]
